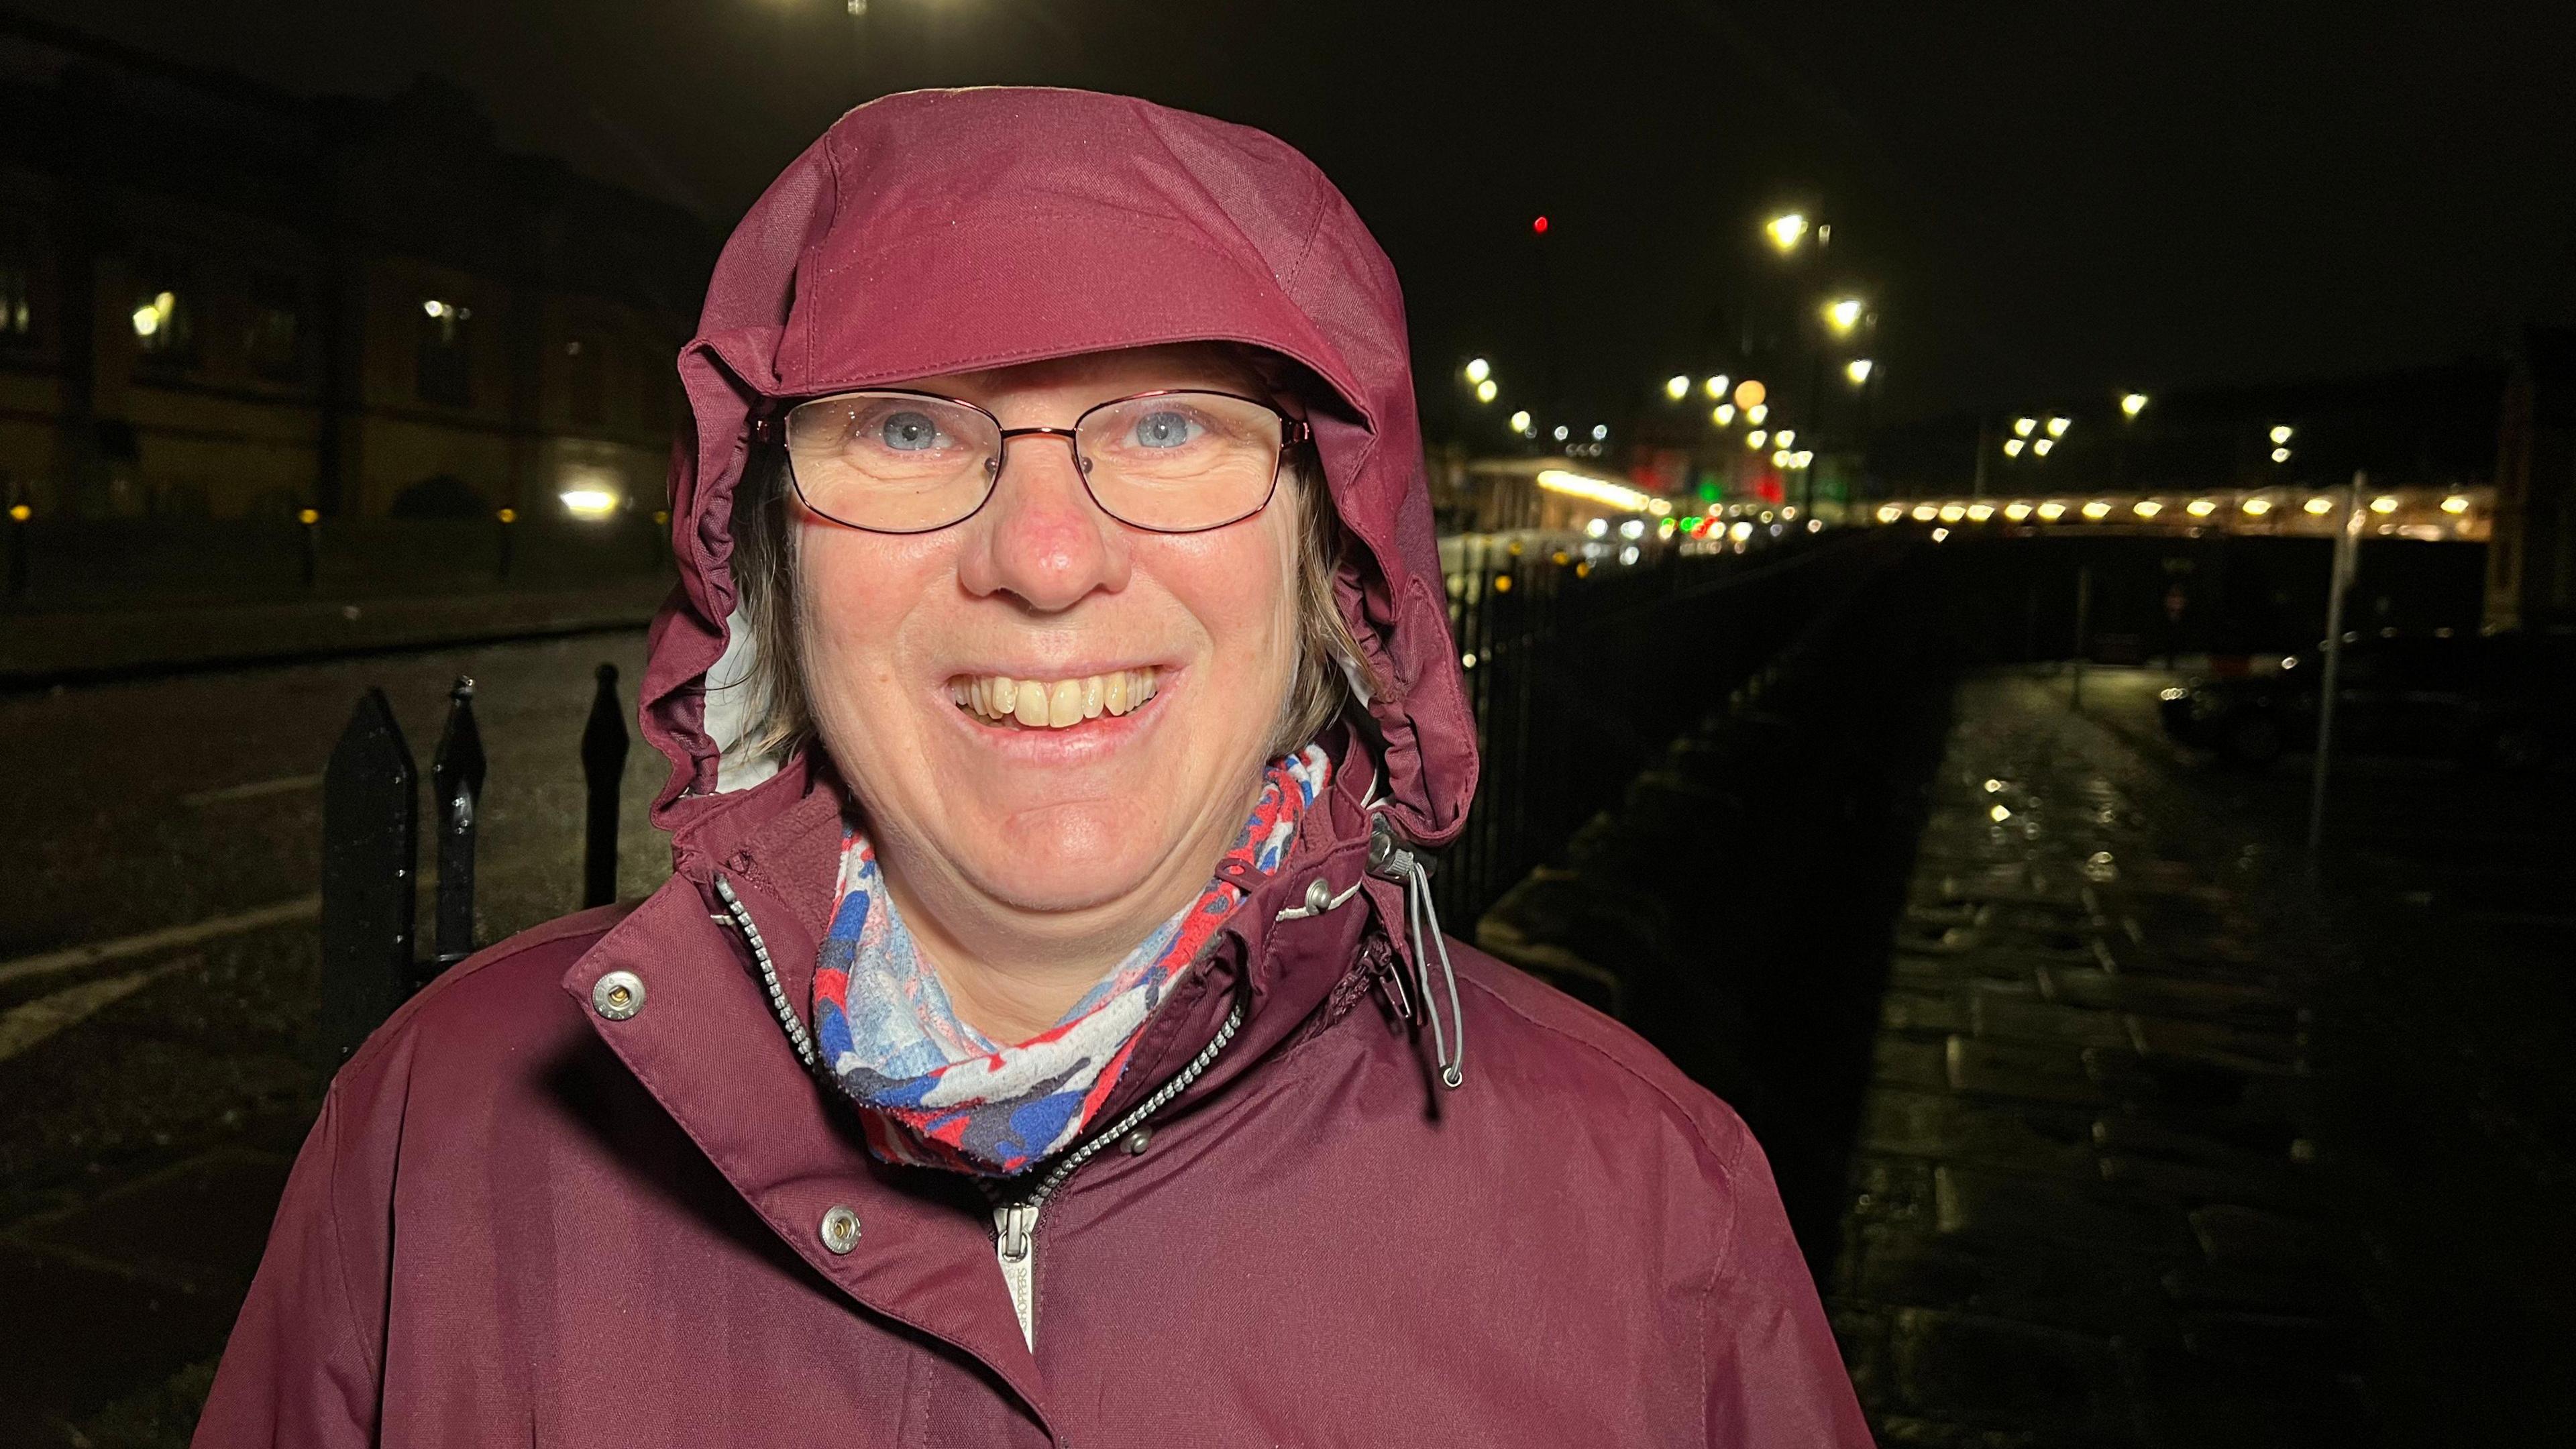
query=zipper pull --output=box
[993,1201,1040,1351]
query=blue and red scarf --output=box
[814,745,1330,1176]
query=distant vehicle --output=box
[2157,630,2575,771]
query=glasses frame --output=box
[762,386,1313,537]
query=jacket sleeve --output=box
[1701,1124,1875,1447]
[192,1080,390,1448]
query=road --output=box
[0,629,667,1443]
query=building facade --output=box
[0,19,712,525]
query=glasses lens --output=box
[784,392,999,532]
[1076,392,1287,531]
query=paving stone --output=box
[1949,1035,2108,1104]
[1888,1306,2137,1440]
[1933,1165,2186,1253]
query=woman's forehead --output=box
[906,342,1273,407]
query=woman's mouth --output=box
[948,667,1161,729]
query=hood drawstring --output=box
[1368,815,1466,1090]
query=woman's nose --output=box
[954,435,1131,610]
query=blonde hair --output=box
[720,440,1373,775]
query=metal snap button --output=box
[591,970,646,1021]
[1122,1127,1153,1157]
[1303,877,1332,912]
[819,1204,861,1254]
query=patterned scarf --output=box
[814,745,1331,1176]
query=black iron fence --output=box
[319,664,631,1059]
[315,527,1889,1055]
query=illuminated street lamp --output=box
[1664,374,1690,401]
[1733,378,1767,410]
[1703,374,1730,400]
[2442,494,2471,515]
[1464,358,1491,385]
[2045,417,2070,438]
[1746,403,1770,425]
[2369,495,2399,515]
[2243,496,2274,516]
[2186,498,2217,517]
[2033,437,2055,456]
[2271,447,2292,464]
[1766,212,1810,252]
[1710,403,1737,427]
[2012,417,2038,438]
[2082,500,2112,520]
[2004,501,2034,521]
[1474,378,1499,403]
[2003,437,2026,458]
[1746,430,1768,449]
[1823,298,1864,333]
[1508,409,1533,434]
[1845,358,1875,385]
[2269,424,2294,445]
[2133,499,2163,518]
[2121,392,2150,419]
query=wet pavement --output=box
[0,631,667,1444]
[1833,668,2575,1446]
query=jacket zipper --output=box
[987,998,1246,1350]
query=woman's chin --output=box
[954,811,1171,916]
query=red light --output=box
[1531,215,1549,235]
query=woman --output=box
[196,88,1869,1447]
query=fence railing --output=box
[315,527,1886,1055]
[319,664,631,1060]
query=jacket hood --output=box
[640,85,1477,872]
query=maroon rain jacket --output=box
[195,89,1870,1448]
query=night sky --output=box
[21,0,2576,435]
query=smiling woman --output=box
[193,87,1868,1449]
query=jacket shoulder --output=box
[1446,937,1756,1175]
[334,901,641,1088]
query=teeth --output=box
[953,667,1160,729]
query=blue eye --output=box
[1130,411,1201,449]
[879,411,943,451]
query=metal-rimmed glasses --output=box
[765,388,1312,535]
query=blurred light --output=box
[1665,374,1690,400]
[1552,425,1570,441]
[1772,449,1792,468]
[1542,470,1658,515]
[1910,503,1939,521]
[1590,423,1608,441]
[1982,778,2004,792]
[2269,424,2294,445]
[1775,429,1796,447]
[1845,358,1875,385]
[2272,447,2292,464]
[2003,437,2026,458]
[1585,517,1609,538]
[1746,429,1768,449]
[1730,520,1755,541]
[1782,505,1798,519]
[1967,502,1995,522]
[2133,498,2163,517]
[1792,450,1812,468]
[1938,503,1966,522]
[1766,212,1809,252]
[2243,496,2274,515]
[130,303,162,337]
[2121,392,2150,419]
[1464,358,1491,384]
[1618,518,1646,539]
[2369,495,2399,514]
[1877,503,1904,523]
[1931,527,1949,542]
[2442,494,2471,514]
[2012,417,2038,438]
[1711,403,1737,427]
[1989,804,2011,822]
[1509,409,1532,433]
[1823,297,1864,332]
[1733,378,1767,409]
[2032,438,2055,456]
[2004,501,2033,521]
[2186,498,2216,517]
[496,507,517,523]
[560,488,620,520]
[1619,545,1640,566]
[6,503,29,522]
[1532,216,1549,235]
[1461,651,1477,668]
[1474,378,1499,403]
[1746,403,1769,425]
[297,507,320,525]
[1705,374,1730,400]
[1807,518,1823,532]
[2046,416,2070,438]
[2304,495,2334,515]
[2081,499,2112,519]
[2036,501,2068,521]
[2161,687,2191,702]
[1656,518,1676,539]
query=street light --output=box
[2003,437,2026,458]
[1509,409,1532,434]
[1710,403,1737,427]
[1464,358,1491,385]
[1733,378,1766,410]
[2046,417,2070,438]
[2369,495,2399,515]
[2243,496,2274,516]
[2271,447,2292,464]
[1766,213,1809,252]
[2442,494,2471,514]
[2303,495,2334,515]
[2012,417,2038,438]
[2269,424,2294,445]
[1823,298,1864,333]
[2121,392,2149,419]
[1775,429,1796,447]
[1746,430,1768,449]
[2033,437,2055,456]
[1703,374,1730,400]
[1664,375,1690,401]
[1475,378,1499,403]
[1590,423,1608,441]
[1845,358,1874,385]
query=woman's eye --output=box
[1130,411,1201,449]
[877,411,945,451]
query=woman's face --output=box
[793,343,1304,922]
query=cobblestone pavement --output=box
[1831,667,2575,1447]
